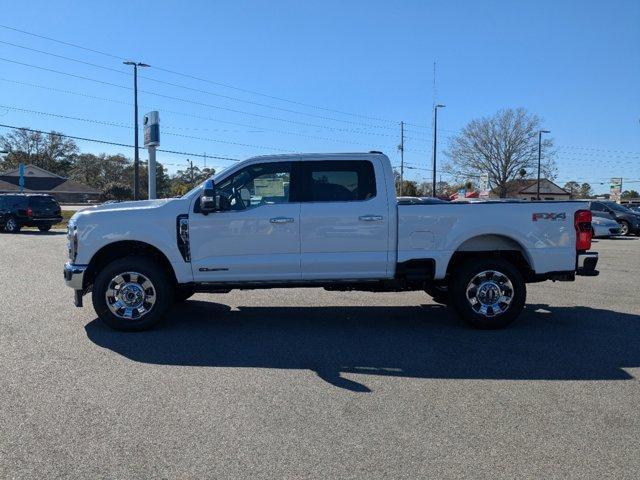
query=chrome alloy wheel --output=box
[619,222,629,236]
[465,270,514,318]
[105,271,156,320]
[5,217,17,232]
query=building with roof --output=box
[0,164,101,203]
[493,178,571,201]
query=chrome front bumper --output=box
[63,262,87,290]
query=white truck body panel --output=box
[189,201,301,282]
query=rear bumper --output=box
[576,251,599,276]
[23,217,63,226]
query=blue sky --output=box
[0,0,638,193]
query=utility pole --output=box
[536,129,551,200]
[189,159,194,184]
[123,60,150,200]
[203,152,207,169]
[432,104,445,197]
[398,121,404,196]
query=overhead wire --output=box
[0,23,423,127]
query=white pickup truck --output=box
[64,152,598,331]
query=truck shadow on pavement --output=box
[85,302,640,392]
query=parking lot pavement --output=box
[1,233,639,479]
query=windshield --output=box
[180,164,235,199]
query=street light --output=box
[536,129,551,200]
[432,104,445,197]
[123,60,150,200]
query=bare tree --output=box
[444,108,556,197]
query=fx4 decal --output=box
[532,212,567,221]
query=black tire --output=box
[4,216,20,233]
[450,257,526,329]
[618,220,630,236]
[175,285,196,303]
[92,257,174,331]
[425,284,449,305]
[38,225,52,232]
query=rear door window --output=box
[299,161,376,202]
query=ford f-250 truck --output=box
[64,152,598,331]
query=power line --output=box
[0,77,399,144]
[0,123,239,162]
[0,102,395,152]
[0,23,427,127]
[0,38,405,131]
[0,57,403,137]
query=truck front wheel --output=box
[92,257,174,331]
[450,258,526,329]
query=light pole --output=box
[123,60,150,200]
[536,129,550,200]
[432,104,445,197]
[398,121,404,195]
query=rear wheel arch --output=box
[446,234,534,279]
[83,240,178,291]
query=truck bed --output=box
[397,201,588,279]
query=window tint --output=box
[216,162,291,211]
[303,161,376,202]
[29,196,58,208]
[3,196,26,209]
[591,202,606,211]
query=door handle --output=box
[359,215,383,221]
[270,217,295,223]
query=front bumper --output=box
[576,252,599,276]
[63,262,87,290]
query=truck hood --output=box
[81,198,176,213]
[71,198,187,223]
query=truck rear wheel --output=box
[450,258,526,329]
[92,257,174,331]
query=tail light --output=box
[574,209,592,251]
[26,206,33,217]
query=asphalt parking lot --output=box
[1,233,639,479]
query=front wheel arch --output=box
[83,240,178,291]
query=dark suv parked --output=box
[589,201,640,236]
[0,194,63,233]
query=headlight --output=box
[67,221,78,262]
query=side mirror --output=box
[200,180,217,214]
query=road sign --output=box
[610,178,622,203]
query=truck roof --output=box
[243,152,389,163]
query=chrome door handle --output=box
[270,217,295,223]
[359,215,383,221]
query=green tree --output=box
[102,182,133,201]
[0,128,78,175]
[621,190,640,199]
[579,182,593,199]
